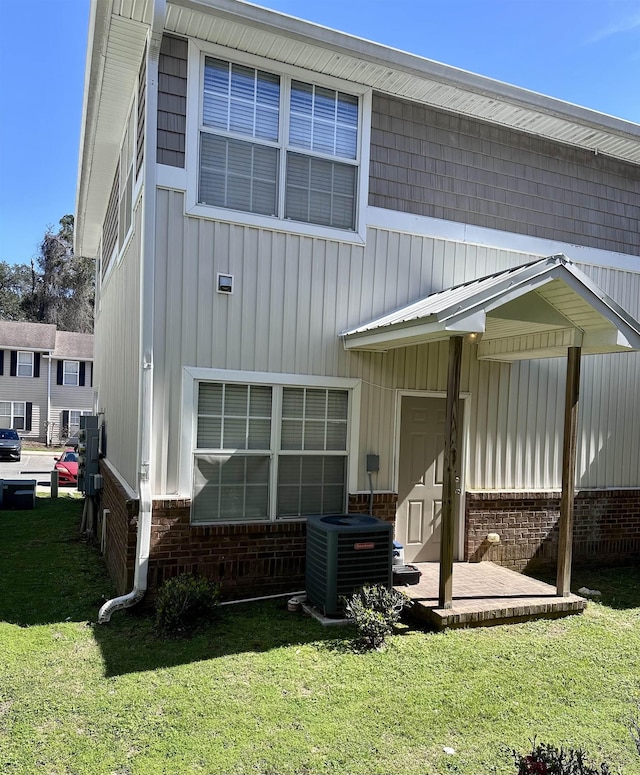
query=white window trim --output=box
[181,367,361,513]
[63,360,80,387]
[17,351,34,378]
[64,409,93,434]
[185,39,371,246]
[0,400,26,430]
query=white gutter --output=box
[99,0,165,623]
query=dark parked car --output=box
[0,429,21,461]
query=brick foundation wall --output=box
[100,463,139,594]
[347,492,398,524]
[99,484,400,602]
[465,490,640,571]
[148,500,307,600]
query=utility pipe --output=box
[99,0,165,623]
[219,591,306,607]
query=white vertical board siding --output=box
[153,189,640,495]
[574,265,640,489]
[94,206,142,491]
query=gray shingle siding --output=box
[157,34,188,168]
[369,94,640,255]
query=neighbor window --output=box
[198,56,360,231]
[63,360,79,386]
[0,401,26,430]
[63,409,92,437]
[17,352,33,377]
[193,383,349,523]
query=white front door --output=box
[396,396,460,563]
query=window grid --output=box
[199,55,359,231]
[67,410,92,434]
[193,383,349,523]
[17,352,33,377]
[63,360,80,386]
[0,401,26,430]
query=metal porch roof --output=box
[340,254,640,361]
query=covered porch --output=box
[399,561,587,630]
[343,254,640,613]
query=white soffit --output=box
[167,0,640,163]
[76,3,150,257]
[341,254,640,360]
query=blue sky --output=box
[1,0,639,267]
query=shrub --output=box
[512,741,614,775]
[154,573,221,636]
[344,584,408,650]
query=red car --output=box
[55,448,79,486]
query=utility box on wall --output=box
[78,415,100,496]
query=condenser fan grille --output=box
[305,514,393,616]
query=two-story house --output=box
[75,0,640,621]
[0,321,94,446]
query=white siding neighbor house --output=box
[75,0,640,620]
[0,321,94,446]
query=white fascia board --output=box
[562,265,640,344]
[342,319,444,351]
[75,0,108,257]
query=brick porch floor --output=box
[397,562,587,629]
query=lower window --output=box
[192,382,349,522]
[0,401,26,430]
[61,409,93,438]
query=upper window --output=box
[63,361,79,386]
[17,352,33,378]
[198,56,360,231]
[192,382,350,523]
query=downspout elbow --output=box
[98,474,153,623]
[98,587,146,623]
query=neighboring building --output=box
[0,321,94,445]
[75,0,640,617]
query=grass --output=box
[1,498,639,775]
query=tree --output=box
[0,262,33,320]
[21,215,94,333]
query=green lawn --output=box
[1,497,639,775]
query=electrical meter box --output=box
[78,415,100,495]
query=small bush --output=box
[154,573,221,636]
[512,741,614,775]
[344,584,408,650]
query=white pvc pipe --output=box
[220,591,306,607]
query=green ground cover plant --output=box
[1,497,639,774]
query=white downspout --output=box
[45,352,52,446]
[99,0,165,623]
